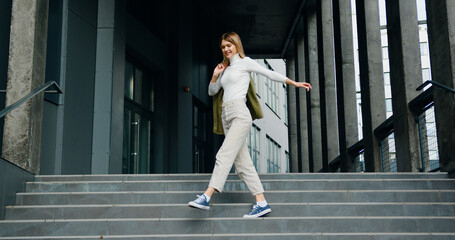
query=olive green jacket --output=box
[212,79,263,135]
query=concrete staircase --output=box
[1,173,455,239]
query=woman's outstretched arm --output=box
[244,57,312,91]
[285,78,312,91]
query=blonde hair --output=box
[220,32,246,66]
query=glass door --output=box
[193,98,208,173]
[122,60,154,174]
[123,105,152,174]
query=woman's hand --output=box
[286,79,312,91]
[211,63,227,83]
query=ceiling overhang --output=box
[195,0,307,59]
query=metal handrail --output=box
[0,81,63,119]
[416,80,455,93]
[409,86,434,116]
[374,115,395,140]
[326,80,451,173]
[348,139,365,157]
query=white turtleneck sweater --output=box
[208,54,287,102]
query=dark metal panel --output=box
[0,0,12,158]
[61,9,98,174]
[0,158,34,220]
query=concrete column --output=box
[333,0,358,172]
[92,0,126,174]
[292,40,303,173]
[355,0,386,172]
[425,0,455,173]
[295,21,310,172]
[316,0,329,171]
[321,0,340,164]
[2,0,49,174]
[286,49,299,172]
[385,0,422,172]
[307,9,324,172]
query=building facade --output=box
[1,0,224,176]
[247,59,290,174]
[1,0,454,219]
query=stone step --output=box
[5,202,455,220]
[25,179,455,192]
[15,190,455,205]
[7,174,455,239]
[1,217,454,237]
[1,233,455,240]
[34,172,450,182]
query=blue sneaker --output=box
[243,203,272,218]
[188,194,210,210]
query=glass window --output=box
[247,124,261,171]
[379,0,387,26]
[124,60,155,112]
[266,136,281,173]
[266,77,278,113]
[382,47,389,59]
[380,29,388,46]
[416,0,427,21]
[429,150,438,160]
[383,72,391,85]
[426,122,436,137]
[251,72,260,97]
[420,42,429,56]
[125,61,134,99]
[193,106,198,139]
[285,151,290,173]
[266,80,269,105]
[262,60,280,115]
[383,72,392,114]
[381,34,388,47]
[382,59,390,73]
[386,99,393,112]
[134,69,143,105]
[422,68,431,82]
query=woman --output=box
[188,32,311,218]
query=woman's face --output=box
[221,40,238,59]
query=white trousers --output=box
[208,98,265,196]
